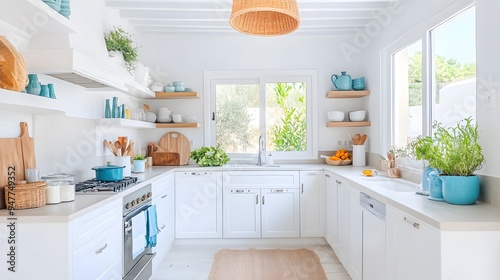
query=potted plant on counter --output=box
[132,154,146,173]
[412,117,485,205]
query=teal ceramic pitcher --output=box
[331,71,352,91]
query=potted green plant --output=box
[412,117,485,205]
[132,154,146,173]
[104,26,139,71]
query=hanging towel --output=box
[146,204,160,247]
[131,211,147,259]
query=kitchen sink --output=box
[361,176,418,192]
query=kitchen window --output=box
[390,5,476,149]
[204,70,318,161]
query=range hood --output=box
[22,49,154,98]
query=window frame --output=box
[381,2,475,172]
[203,69,318,162]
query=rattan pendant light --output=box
[229,0,300,36]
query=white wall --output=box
[136,33,365,153]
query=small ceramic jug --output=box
[39,84,50,97]
[26,74,41,95]
[331,71,352,91]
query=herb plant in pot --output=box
[412,117,485,205]
[132,154,146,173]
[104,26,139,71]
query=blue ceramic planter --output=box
[441,175,480,205]
[427,170,444,201]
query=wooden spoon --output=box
[103,140,114,154]
[108,141,119,156]
[114,141,122,156]
[125,140,135,156]
[354,134,361,145]
[360,134,368,145]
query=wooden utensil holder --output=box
[386,167,401,178]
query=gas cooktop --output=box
[75,176,138,194]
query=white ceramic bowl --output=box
[172,114,182,123]
[182,115,197,123]
[349,111,366,122]
[145,112,157,123]
[327,111,345,122]
[157,115,172,123]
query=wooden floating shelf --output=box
[156,122,200,128]
[154,92,200,99]
[326,90,370,98]
[326,121,371,127]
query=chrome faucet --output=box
[257,135,264,166]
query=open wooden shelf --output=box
[156,122,200,128]
[326,121,371,127]
[326,90,370,98]
[154,92,199,99]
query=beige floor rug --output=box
[208,248,328,280]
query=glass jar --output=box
[42,173,75,202]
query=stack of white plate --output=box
[157,107,172,123]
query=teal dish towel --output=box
[146,205,160,247]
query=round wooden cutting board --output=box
[158,132,191,165]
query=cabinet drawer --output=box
[154,187,174,225]
[73,221,122,280]
[224,171,300,188]
[72,199,121,249]
[152,173,174,197]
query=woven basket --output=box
[4,181,46,210]
[325,158,352,166]
[230,0,300,36]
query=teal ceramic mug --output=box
[352,77,365,90]
[39,85,50,98]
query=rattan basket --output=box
[4,181,46,210]
[325,158,352,166]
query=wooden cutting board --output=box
[0,122,35,187]
[157,132,190,165]
[152,152,180,166]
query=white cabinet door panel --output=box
[223,189,261,238]
[300,171,325,237]
[261,189,300,238]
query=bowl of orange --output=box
[323,148,352,166]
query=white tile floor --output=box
[151,239,351,280]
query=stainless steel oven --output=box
[123,184,156,280]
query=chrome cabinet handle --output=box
[161,194,167,199]
[161,224,166,230]
[262,196,265,205]
[404,217,420,229]
[325,174,331,178]
[236,190,245,193]
[256,195,259,205]
[301,184,304,194]
[275,189,284,192]
[95,243,108,255]
[336,180,342,184]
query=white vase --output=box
[108,51,125,68]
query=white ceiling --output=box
[105,0,399,35]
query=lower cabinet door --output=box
[223,189,261,238]
[261,189,300,238]
[73,221,122,280]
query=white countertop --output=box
[2,163,500,231]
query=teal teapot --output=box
[331,71,352,91]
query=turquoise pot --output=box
[427,170,444,201]
[441,175,480,205]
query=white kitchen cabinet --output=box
[299,171,325,237]
[325,172,338,249]
[223,188,300,238]
[328,174,362,280]
[223,171,300,238]
[175,171,223,238]
[348,186,362,280]
[223,188,261,238]
[72,199,122,280]
[386,205,441,280]
[261,188,300,237]
[151,173,175,272]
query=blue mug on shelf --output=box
[26,74,41,95]
[352,77,366,90]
